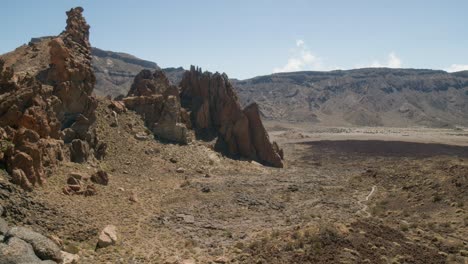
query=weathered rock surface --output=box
[5,226,62,262]
[124,69,191,144]
[0,7,102,190]
[243,103,284,168]
[90,170,109,185]
[63,172,96,196]
[0,236,43,263]
[0,218,9,235]
[97,225,117,249]
[180,66,283,167]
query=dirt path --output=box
[357,185,376,218]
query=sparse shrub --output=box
[0,139,13,153]
[400,224,409,232]
[432,193,442,202]
[180,180,190,188]
[234,241,244,249]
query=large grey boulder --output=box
[5,227,62,262]
[0,237,42,263]
[0,218,9,235]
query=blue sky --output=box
[1,0,467,79]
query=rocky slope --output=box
[233,69,468,127]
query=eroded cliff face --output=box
[123,69,191,144]
[180,66,283,168]
[0,7,102,190]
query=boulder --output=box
[0,218,9,235]
[97,225,117,249]
[5,226,62,262]
[90,170,109,185]
[70,139,90,163]
[0,237,43,263]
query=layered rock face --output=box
[123,69,190,144]
[180,66,283,168]
[0,7,101,190]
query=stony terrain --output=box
[1,102,467,263]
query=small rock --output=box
[176,214,195,224]
[214,256,228,263]
[134,133,149,141]
[68,172,90,182]
[181,259,196,264]
[201,186,211,193]
[204,174,211,178]
[176,168,185,173]
[61,250,80,264]
[90,170,109,185]
[169,157,178,163]
[117,187,125,192]
[287,185,299,192]
[0,204,4,216]
[97,225,117,249]
[129,193,138,203]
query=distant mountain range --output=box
[92,48,160,97]
[91,49,468,127]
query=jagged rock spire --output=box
[63,7,91,49]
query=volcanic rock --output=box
[124,69,191,144]
[180,66,283,167]
[5,226,63,262]
[97,225,117,249]
[90,170,109,185]
[0,7,102,190]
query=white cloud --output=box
[368,52,402,68]
[445,64,468,72]
[273,40,324,73]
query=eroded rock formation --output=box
[124,69,190,144]
[180,66,283,168]
[0,7,102,190]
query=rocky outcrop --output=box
[0,7,102,190]
[180,66,283,168]
[47,7,99,160]
[124,69,190,144]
